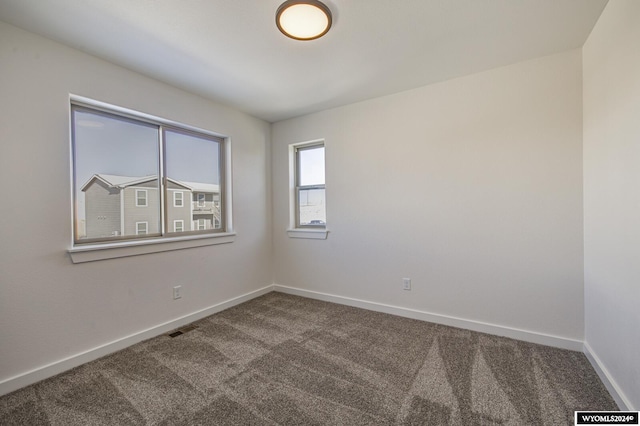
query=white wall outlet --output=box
[173,285,182,300]
[402,278,411,291]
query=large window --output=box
[71,101,226,246]
[295,143,326,228]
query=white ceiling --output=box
[0,0,607,122]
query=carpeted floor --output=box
[0,292,617,425]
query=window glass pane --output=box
[298,188,326,226]
[298,146,325,186]
[165,130,222,231]
[73,108,160,241]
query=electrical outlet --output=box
[402,278,411,291]
[173,285,182,300]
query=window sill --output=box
[68,232,236,263]
[286,229,328,240]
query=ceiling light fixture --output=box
[276,0,332,41]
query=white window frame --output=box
[197,193,205,207]
[136,221,148,235]
[287,140,328,240]
[68,96,235,263]
[135,189,148,207]
[197,219,206,230]
[173,220,184,233]
[173,191,183,207]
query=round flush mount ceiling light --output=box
[276,0,332,41]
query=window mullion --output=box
[299,184,325,191]
[159,126,166,236]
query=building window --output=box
[174,191,183,207]
[135,189,148,207]
[136,222,148,235]
[197,193,205,207]
[71,100,227,246]
[197,219,206,230]
[294,142,326,228]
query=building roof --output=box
[176,180,220,194]
[81,174,219,193]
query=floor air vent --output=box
[168,325,198,338]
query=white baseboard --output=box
[273,284,584,351]
[0,284,274,397]
[583,342,634,411]
[4,283,611,402]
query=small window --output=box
[135,189,148,207]
[174,191,183,207]
[197,219,206,230]
[173,220,184,233]
[295,143,326,228]
[136,222,148,235]
[197,193,205,207]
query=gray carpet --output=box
[0,292,617,425]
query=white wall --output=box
[272,50,585,344]
[0,21,272,393]
[583,0,640,410]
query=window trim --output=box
[68,95,235,262]
[197,193,205,207]
[135,221,148,235]
[135,189,148,207]
[173,220,184,233]
[287,139,328,239]
[68,232,237,263]
[173,191,183,207]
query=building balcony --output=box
[192,207,214,213]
